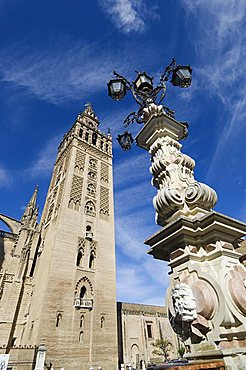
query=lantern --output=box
[133,72,153,93]
[117,131,134,151]
[171,65,192,88]
[107,78,127,101]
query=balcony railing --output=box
[74,298,93,309]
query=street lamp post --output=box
[107,58,192,150]
[107,59,246,368]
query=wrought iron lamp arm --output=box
[161,58,177,82]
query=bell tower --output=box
[23,104,118,369]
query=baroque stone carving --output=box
[150,136,217,224]
[142,103,165,122]
[172,283,197,323]
[228,265,246,315]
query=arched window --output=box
[79,331,83,343]
[80,286,86,299]
[85,225,93,240]
[80,315,84,328]
[89,252,95,269]
[85,132,89,142]
[85,201,96,216]
[79,128,83,138]
[88,171,96,179]
[100,316,105,329]
[92,133,98,145]
[89,158,97,168]
[56,313,62,327]
[76,250,83,267]
[87,183,96,197]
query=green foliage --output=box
[151,338,172,362]
[177,345,185,358]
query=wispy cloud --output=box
[0,166,11,188]
[0,39,141,105]
[181,0,246,177]
[98,0,159,34]
[24,135,61,178]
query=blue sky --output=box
[0,0,246,306]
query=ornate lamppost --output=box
[107,59,246,369]
[107,58,192,150]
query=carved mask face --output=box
[172,283,197,322]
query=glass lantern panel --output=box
[112,82,122,92]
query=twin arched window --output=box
[87,183,96,197]
[85,201,96,216]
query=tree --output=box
[151,338,172,362]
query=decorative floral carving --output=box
[142,103,164,122]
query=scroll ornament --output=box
[150,136,217,224]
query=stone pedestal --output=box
[136,104,246,370]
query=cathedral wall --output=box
[117,302,178,369]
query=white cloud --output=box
[181,0,246,177]
[0,40,139,104]
[98,0,159,34]
[116,264,166,305]
[0,166,11,188]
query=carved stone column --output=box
[136,104,246,369]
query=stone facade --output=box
[0,105,118,370]
[117,302,178,369]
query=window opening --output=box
[79,128,83,138]
[80,286,86,299]
[146,323,153,339]
[89,252,95,269]
[87,183,96,196]
[100,316,105,329]
[92,133,97,145]
[56,313,62,327]
[79,331,83,343]
[85,201,96,216]
[85,132,89,142]
[76,250,83,267]
[80,315,84,328]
